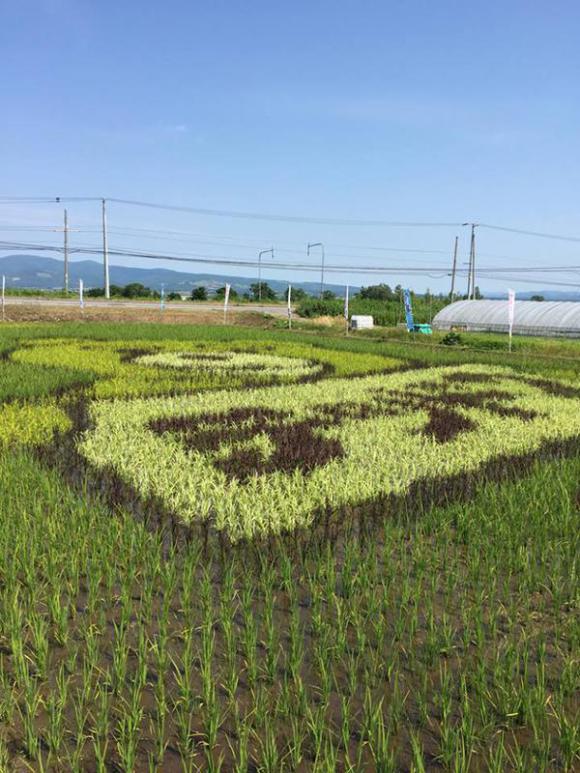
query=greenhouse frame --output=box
[432,300,580,338]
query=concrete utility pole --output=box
[63,209,69,293]
[449,235,458,299]
[469,224,477,299]
[307,242,325,297]
[52,209,79,293]
[257,248,274,302]
[463,223,478,299]
[102,198,110,299]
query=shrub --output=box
[191,286,208,301]
[215,286,238,300]
[441,332,462,346]
[249,282,277,301]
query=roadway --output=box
[2,297,290,316]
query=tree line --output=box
[85,281,485,316]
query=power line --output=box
[105,227,458,257]
[2,223,568,267]
[0,225,63,231]
[107,201,580,243]
[0,195,463,227]
[475,273,580,289]
[1,220,571,264]
[1,239,579,280]
[107,198,464,228]
[0,223,465,256]
[3,196,580,243]
[479,223,580,243]
[77,247,580,274]
[0,222,488,259]
[0,196,102,203]
[0,238,573,273]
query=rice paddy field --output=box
[0,321,578,772]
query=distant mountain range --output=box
[0,255,357,297]
[485,289,580,301]
[0,254,578,301]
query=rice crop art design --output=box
[11,338,399,398]
[79,364,580,541]
[133,350,324,380]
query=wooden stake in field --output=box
[344,284,349,336]
[287,284,292,329]
[79,279,84,312]
[1,275,5,321]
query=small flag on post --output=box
[344,285,349,334]
[507,289,515,352]
[403,288,415,332]
[287,284,292,329]
[223,283,231,324]
[79,279,84,310]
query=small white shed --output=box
[350,315,374,330]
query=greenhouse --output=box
[432,300,580,338]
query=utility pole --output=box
[469,224,477,299]
[463,223,478,299]
[449,235,458,299]
[63,209,69,293]
[257,248,274,303]
[307,242,325,297]
[52,210,79,293]
[102,198,110,299]
[464,224,472,299]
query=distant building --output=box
[350,315,374,330]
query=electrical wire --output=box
[106,199,463,228]
[0,196,102,203]
[0,225,575,271]
[3,196,580,243]
[476,273,580,289]
[109,226,456,255]
[1,240,579,282]
[479,223,580,243]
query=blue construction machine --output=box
[403,289,432,334]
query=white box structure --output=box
[350,315,374,330]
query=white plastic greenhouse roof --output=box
[433,300,580,338]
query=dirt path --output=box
[0,301,274,326]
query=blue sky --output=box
[1,0,579,293]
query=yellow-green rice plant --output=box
[0,401,71,446]
[79,364,580,541]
